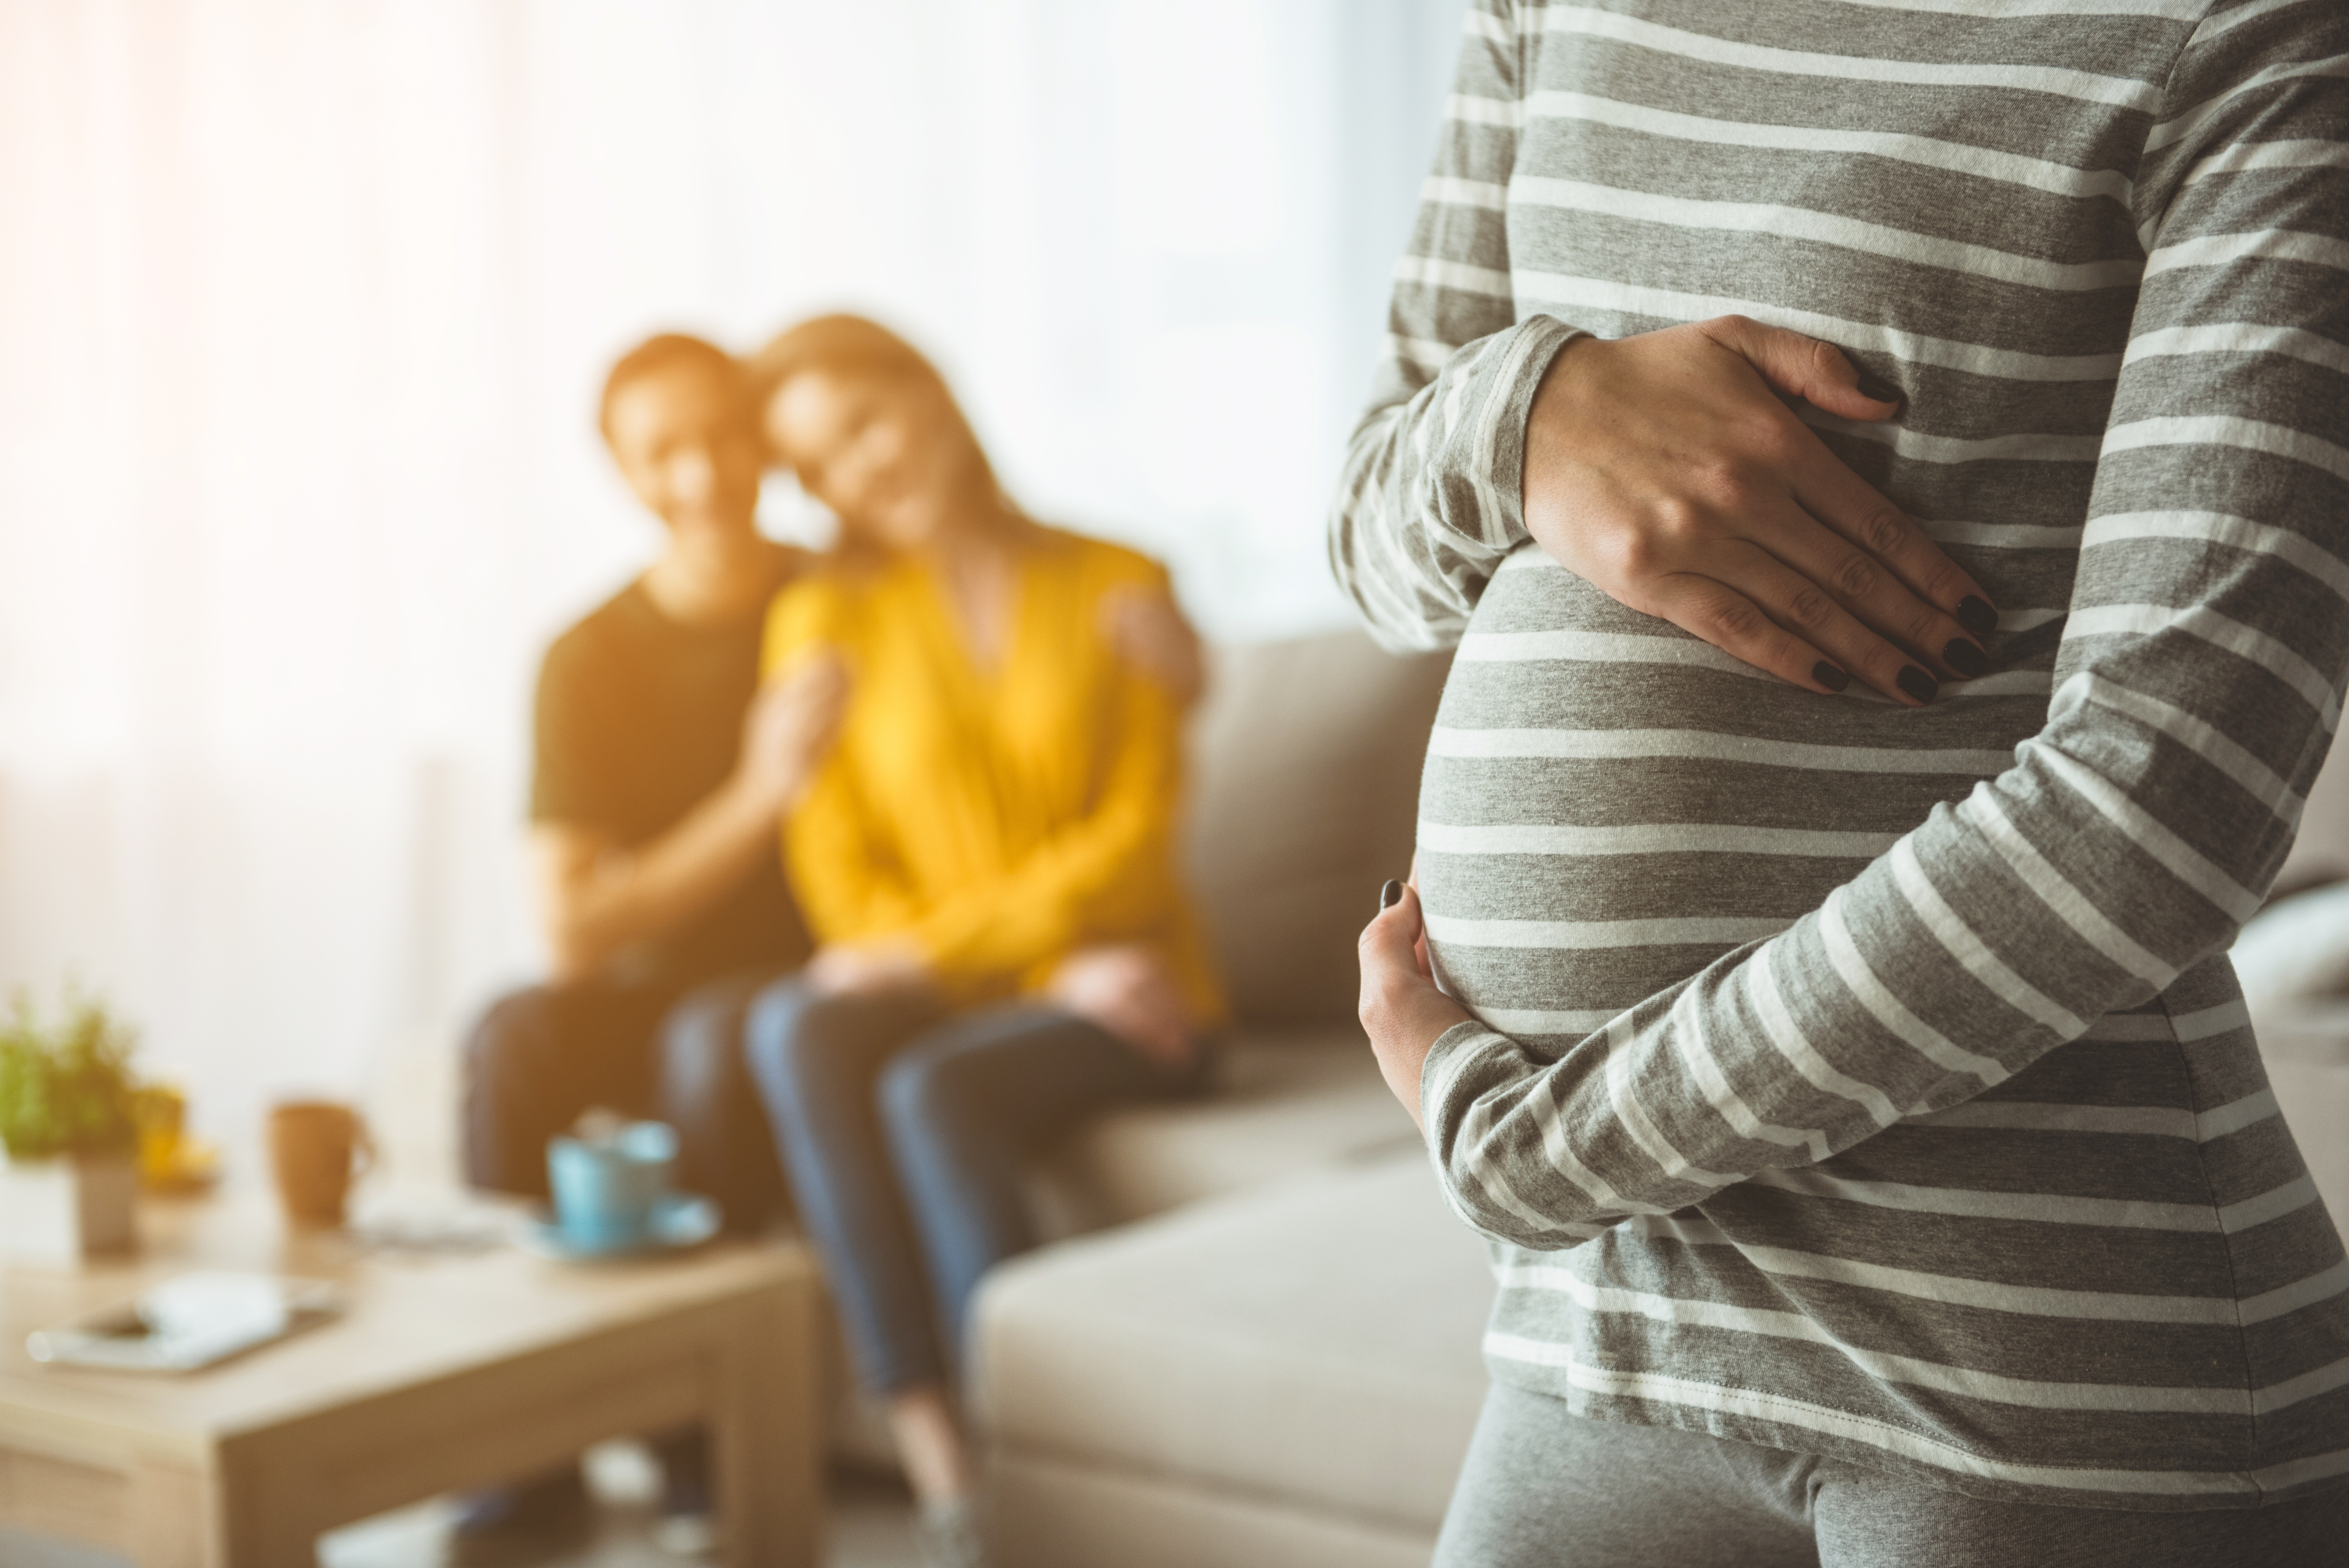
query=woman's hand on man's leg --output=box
[807,938,935,998]
[1046,943,1195,1069]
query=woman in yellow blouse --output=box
[740,315,1220,1562]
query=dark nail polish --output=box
[1955,596,1998,638]
[1942,638,1989,679]
[1379,878,1404,912]
[1812,661,1850,692]
[1897,666,1939,704]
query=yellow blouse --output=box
[761,527,1224,1019]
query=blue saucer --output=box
[522,1192,722,1262]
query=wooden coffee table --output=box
[0,1188,824,1566]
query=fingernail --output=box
[1897,666,1939,704]
[1812,661,1850,693]
[1379,879,1404,912]
[1955,596,1998,638]
[1941,639,1988,679]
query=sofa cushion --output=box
[2259,1002,2349,1244]
[1032,1028,1420,1235]
[2235,883,2349,1015]
[976,1151,1495,1538]
[2275,735,2349,893]
[1186,632,1450,1026]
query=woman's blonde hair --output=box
[744,314,1005,538]
[745,313,935,409]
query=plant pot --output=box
[0,1153,138,1266]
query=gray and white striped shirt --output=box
[1332,0,2349,1510]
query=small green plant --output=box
[0,991,141,1162]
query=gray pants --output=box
[1434,1382,2349,1568]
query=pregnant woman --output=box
[1335,4,2347,1564]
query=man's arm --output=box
[1391,11,2349,1251]
[536,656,845,981]
[1101,583,1207,707]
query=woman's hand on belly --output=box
[1358,878,1471,1135]
[1525,316,1999,707]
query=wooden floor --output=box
[0,1447,924,1568]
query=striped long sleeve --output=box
[1329,1,1582,652]
[1348,0,2349,1240]
[1333,0,2349,1506]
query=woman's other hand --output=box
[740,650,849,812]
[1358,878,1470,1133]
[1101,586,1207,706]
[1525,316,1999,706]
[807,937,932,997]
[1047,943,1195,1069]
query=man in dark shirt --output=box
[466,333,841,1218]
[530,578,804,990]
[456,332,841,1554]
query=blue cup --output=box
[547,1120,677,1251]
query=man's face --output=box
[605,363,764,541]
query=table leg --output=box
[127,1455,217,1568]
[711,1277,824,1568]
[205,1432,330,1568]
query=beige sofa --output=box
[973,630,1491,1564]
[2242,746,2349,1232]
[971,629,2349,1567]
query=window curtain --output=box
[0,0,1466,1145]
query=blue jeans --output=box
[739,979,1204,1393]
[460,967,793,1516]
[462,968,789,1232]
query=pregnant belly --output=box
[1417,549,2051,1038]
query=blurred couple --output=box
[459,317,1224,1566]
